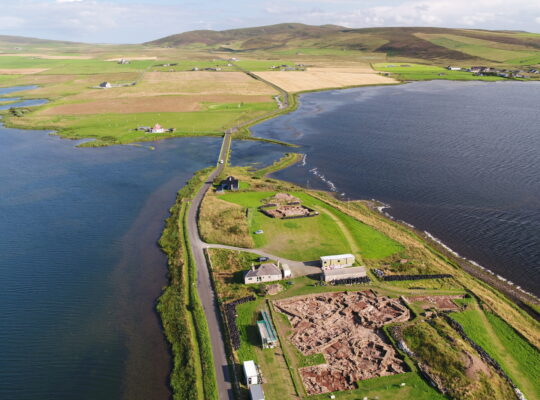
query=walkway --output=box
[204,243,322,277]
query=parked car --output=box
[254,230,264,234]
[258,257,269,262]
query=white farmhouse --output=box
[244,263,282,284]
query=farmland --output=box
[2,25,540,147]
[254,66,397,92]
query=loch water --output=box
[0,87,286,400]
[253,80,540,296]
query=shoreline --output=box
[369,200,540,308]
[265,158,540,318]
[252,83,540,317]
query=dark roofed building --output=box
[218,176,239,191]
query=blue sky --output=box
[0,0,539,43]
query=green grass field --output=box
[425,36,537,62]
[7,102,275,146]
[373,63,505,81]
[0,56,155,74]
[450,306,540,399]
[235,298,299,400]
[218,190,401,261]
[308,372,446,400]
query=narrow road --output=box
[187,132,234,400]
[185,64,291,399]
[204,243,321,277]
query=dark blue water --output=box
[252,80,540,296]
[0,88,288,400]
[0,85,48,110]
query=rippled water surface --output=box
[0,88,287,400]
[253,80,540,296]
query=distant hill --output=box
[146,23,540,64]
[0,35,79,46]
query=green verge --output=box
[251,152,303,178]
[450,307,540,399]
[182,202,219,400]
[158,167,218,400]
[373,62,506,81]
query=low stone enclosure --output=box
[259,192,318,219]
[406,295,465,311]
[274,291,410,395]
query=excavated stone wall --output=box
[274,291,410,394]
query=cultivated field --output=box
[254,66,396,92]
[0,68,50,74]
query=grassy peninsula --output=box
[160,151,539,400]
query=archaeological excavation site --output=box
[274,291,411,395]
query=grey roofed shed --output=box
[249,384,265,400]
[322,266,366,282]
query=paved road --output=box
[187,132,235,400]
[204,243,321,277]
[185,66,291,399]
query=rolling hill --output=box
[146,23,540,65]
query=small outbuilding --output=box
[245,263,282,284]
[243,360,259,385]
[281,263,292,279]
[249,384,265,400]
[151,123,165,133]
[257,310,278,349]
[320,254,355,270]
[322,266,367,282]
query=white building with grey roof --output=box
[244,263,282,284]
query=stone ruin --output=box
[407,295,465,311]
[260,193,317,219]
[265,205,312,219]
[274,291,410,395]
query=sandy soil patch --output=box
[0,53,92,59]
[40,94,272,115]
[254,67,396,92]
[275,291,409,395]
[0,68,49,75]
[106,57,157,61]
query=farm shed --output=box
[243,360,259,385]
[257,310,278,349]
[320,254,355,270]
[322,266,366,282]
[281,263,292,278]
[249,384,265,400]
